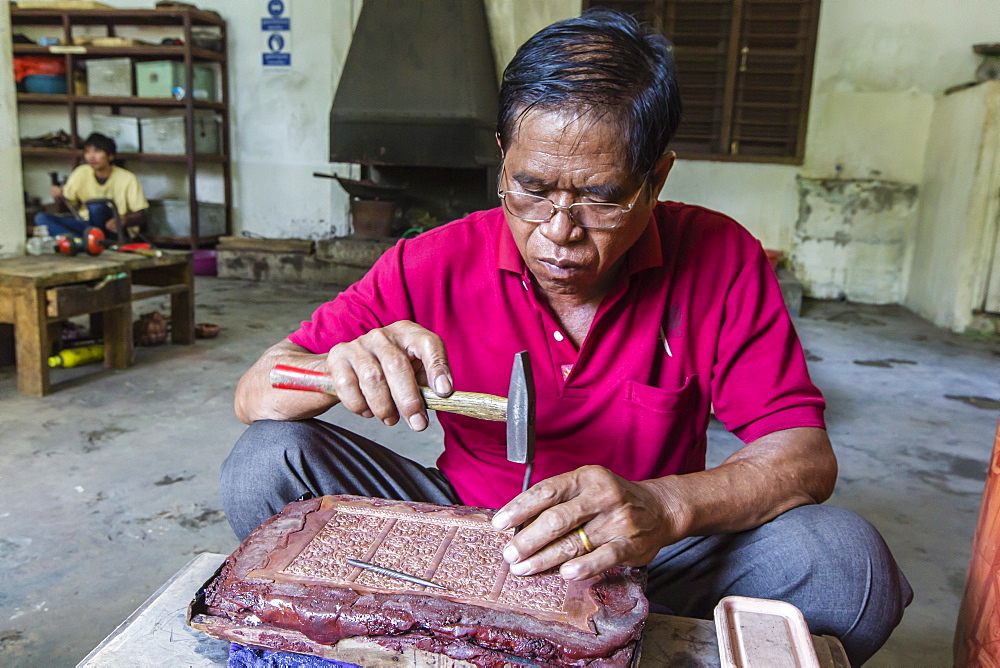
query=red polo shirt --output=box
[289,203,825,509]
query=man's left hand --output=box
[490,465,676,580]
[490,427,836,581]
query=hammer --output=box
[269,351,536,492]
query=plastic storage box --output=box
[135,61,215,100]
[139,111,220,155]
[90,114,141,153]
[147,199,225,237]
[85,58,133,97]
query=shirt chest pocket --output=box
[611,375,704,475]
[624,375,700,413]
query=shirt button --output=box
[553,331,564,342]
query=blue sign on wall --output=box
[261,17,290,31]
[262,0,291,67]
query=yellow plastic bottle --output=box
[48,344,104,368]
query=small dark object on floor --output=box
[852,358,916,368]
[134,311,170,346]
[195,322,220,339]
[228,643,359,668]
[854,359,893,368]
[945,395,1000,411]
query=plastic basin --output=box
[192,249,217,276]
[23,74,67,94]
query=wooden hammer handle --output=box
[270,364,508,422]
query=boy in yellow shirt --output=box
[35,132,149,238]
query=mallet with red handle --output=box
[269,352,536,491]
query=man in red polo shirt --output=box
[225,9,910,664]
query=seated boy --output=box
[35,132,148,238]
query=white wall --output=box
[221,0,360,239]
[484,0,579,82]
[906,82,1000,331]
[664,0,997,302]
[0,6,25,257]
[3,0,996,307]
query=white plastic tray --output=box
[714,596,821,668]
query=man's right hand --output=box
[325,320,452,431]
[50,185,63,200]
[234,322,452,430]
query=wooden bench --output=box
[0,251,194,396]
[80,553,849,667]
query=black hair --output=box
[83,132,117,158]
[497,7,682,181]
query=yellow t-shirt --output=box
[62,164,149,220]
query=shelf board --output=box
[11,8,225,27]
[149,234,222,249]
[17,93,226,111]
[13,44,225,62]
[20,146,228,164]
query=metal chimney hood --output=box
[329,0,499,169]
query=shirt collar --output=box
[495,210,664,276]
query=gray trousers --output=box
[221,419,912,666]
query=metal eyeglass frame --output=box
[496,164,645,230]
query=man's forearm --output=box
[644,427,837,540]
[235,339,338,424]
[123,210,145,231]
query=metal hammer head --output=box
[506,351,536,465]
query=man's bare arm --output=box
[234,339,338,424]
[654,426,837,535]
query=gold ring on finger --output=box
[575,526,595,553]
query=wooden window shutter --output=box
[583,0,821,163]
[661,0,734,156]
[730,0,820,159]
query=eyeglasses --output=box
[497,164,645,230]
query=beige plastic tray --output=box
[714,596,821,668]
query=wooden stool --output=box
[81,553,848,667]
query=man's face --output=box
[500,110,665,302]
[83,145,112,171]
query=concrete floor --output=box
[1,276,998,667]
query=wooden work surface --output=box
[80,552,849,667]
[0,251,188,286]
[0,251,194,396]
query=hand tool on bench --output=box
[270,351,536,492]
[346,558,450,591]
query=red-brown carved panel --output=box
[955,419,1000,666]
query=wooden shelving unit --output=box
[12,7,231,249]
